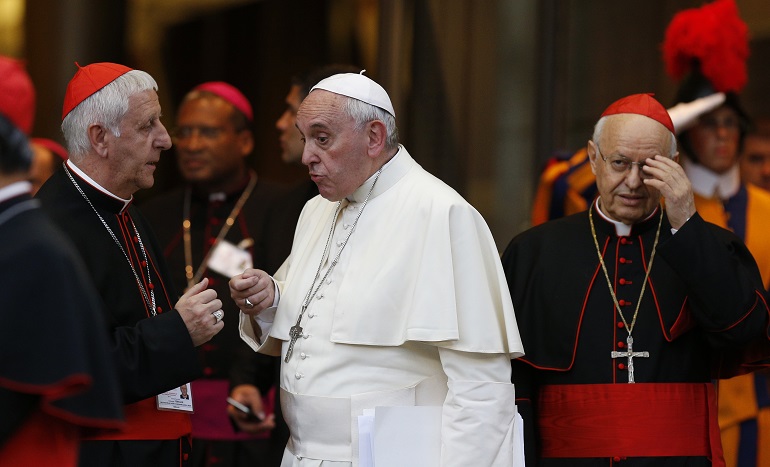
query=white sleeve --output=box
[238,277,281,351]
[438,347,522,466]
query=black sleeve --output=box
[113,310,202,404]
[659,213,770,347]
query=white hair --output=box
[593,115,677,158]
[61,69,158,160]
[341,97,399,150]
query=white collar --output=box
[66,160,133,210]
[594,198,658,237]
[0,181,32,204]
[346,145,412,204]
[682,157,740,200]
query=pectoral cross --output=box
[285,310,305,363]
[610,335,649,383]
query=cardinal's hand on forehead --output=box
[642,155,696,230]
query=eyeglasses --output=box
[170,125,227,141]
[596,145,651,179]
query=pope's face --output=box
[589,114,672,225]
[276,85,305,164]
[105,90,171,198]
[685,106,741,174]
[296,90,375,201]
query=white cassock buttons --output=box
[295,373,303,380]
[300,352,307,359]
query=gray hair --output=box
[593,115,677,158]
[341,97,399,151]
[61,69,158,160]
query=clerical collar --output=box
[594,198,658,237]
[193,171,254,202]
[0,181,32,204]
[66,159,132,212]
[347,145,411,204]
[682,156,740,200]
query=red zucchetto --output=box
[62,62,132,120]
[0,56,35,135]
[600,93,675,134]
[192,81,254,122]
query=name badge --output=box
[207,239,253,278]
[157,383,194,412]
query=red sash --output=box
[0,410,79,467]
[84,397,191,440]
[538,383,724,465]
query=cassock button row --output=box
[617,322,625,329]
[295,373,303,380]
[619,257,627,264]
[617,341,625,348]
[303,333,311,339]
[300,352,308,359]
[618,299,626,306]
[317,293,324,300]
[308,313,315,318]
[141,260,147,267]
[157,306,162,313]
[619,278,626,285]
[343,223,350,230]
[326,278,332,284]
[336,240,345,247]
[133,236,139,243]
[148,283,154,290]
[620,238,628,244]
[618,363,626,370]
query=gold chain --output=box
[588,203,663,335]
[183,173,258,288]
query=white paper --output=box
[358,409,376,467]
[207,239,253,278]
[514,412,525,467]
[373,406,441,467]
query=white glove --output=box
[667,92,726,134]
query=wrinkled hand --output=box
[175,278,224,347]
[229,268,275,316]
[228,384,275,434]
[643,155,696,230]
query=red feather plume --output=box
[662,0,749,92]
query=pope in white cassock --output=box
[229,72,524,467]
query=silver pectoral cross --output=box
[610,335,649,383]
[285,312,305,363]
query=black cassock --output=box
[502,204,770,467]
[37,166,202,467]
[142,172,294,466]
[0,189,123,465]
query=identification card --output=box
[157,383,194,412]
[207,239,253,278]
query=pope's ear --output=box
[366,120,387,157]
[88,124,109,157]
